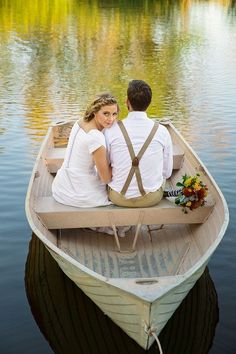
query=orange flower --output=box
[193,183,201,191]
[183,187,194,196]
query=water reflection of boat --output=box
[25,120,228,349]
[25,234,219,354]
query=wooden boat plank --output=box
[57,225,198,279]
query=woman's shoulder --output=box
[87,129,106,147]
[87,129,104,139]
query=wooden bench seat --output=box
[36,196,214,230]
[45,144,184,173]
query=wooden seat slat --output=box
[35,196,214,230]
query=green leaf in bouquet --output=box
[179,195,186,203]
[176,182,184,187]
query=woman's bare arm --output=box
[92,146,112,183]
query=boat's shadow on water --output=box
[25,234,219,354]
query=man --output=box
[105,79,173,207]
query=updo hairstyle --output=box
[83,93,118,122]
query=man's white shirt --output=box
[104,111,173,198]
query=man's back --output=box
[105,111,173,198]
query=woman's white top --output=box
[52,122,111,208]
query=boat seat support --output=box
[132,210,145,251]
[108,212,121,252]
[107,211,146,252]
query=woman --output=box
[52,93,118,208]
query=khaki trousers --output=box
[108,182,165,208]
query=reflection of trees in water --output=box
[0,0,234,146]
[0,124,6,138]
[228,0,236,16]
[25,234,219,354]
[0,0,224,123]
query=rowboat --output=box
[25,119,228,350]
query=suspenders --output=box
[117,120,159,196]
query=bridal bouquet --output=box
[175,174,208,213]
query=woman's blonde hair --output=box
[84,93,118,122]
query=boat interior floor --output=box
[57,224,201,278]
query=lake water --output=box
[0,0,235,353]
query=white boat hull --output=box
[47,245,208,349]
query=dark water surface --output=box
[0,0,236,353]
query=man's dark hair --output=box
[127,80,152,111]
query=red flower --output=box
[190,200,202,210]
[197,188,206,199]
[183,187,194,196]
